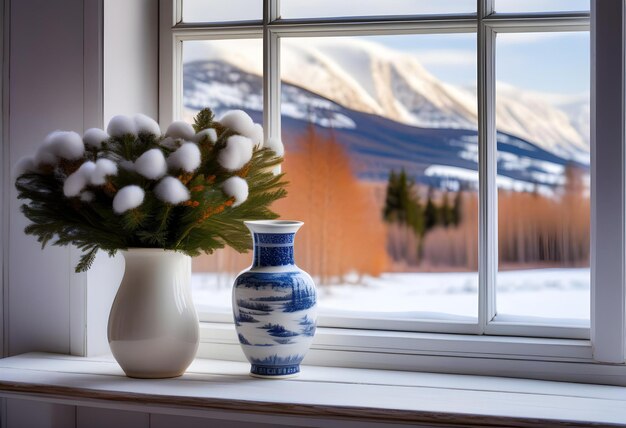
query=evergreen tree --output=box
[382,169,423,236]
[383,170,399,222]
[424,187,438,232]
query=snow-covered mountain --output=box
[184,59,586,194]
[184,38,589,160]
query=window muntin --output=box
[173,1,593,338]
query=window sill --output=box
[198,322,626,386]
[0,353,625,427]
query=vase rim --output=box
[244,220,303,234]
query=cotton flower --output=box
[35,131,85,167]
[90,158,118,185]
[134,148,167,180]
[265,137,284,157]
[154,176,190,204]
[14,156,37,178]
[250,123,264,148]
[112,185,145,214]
[80,191,95,202]
[134,114,161,137]
[107,115,136,138]
[83,128,109,149]
[193,128,217,144]
[218,135,253,171]
[34,150,57,167]
[219,110,255,138]
[165,121,195,141]
[222,176,248,207]
[64,161,96,197]
[167,142,201,173]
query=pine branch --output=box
[14,108,288,271]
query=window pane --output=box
[182,0,262,23]
[182,39,263,315]
[182,39,262,122]
[496,0,589,13]
[281,1,475,19]
[279,35,479,321]
[495,32,590,323]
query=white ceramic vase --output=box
[108,249,199,378]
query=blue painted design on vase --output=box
[256,233,295,244]
[232,220,317,378]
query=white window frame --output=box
[160,0,626,383]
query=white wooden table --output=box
[0,353,625,427]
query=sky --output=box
[374,31,590,96]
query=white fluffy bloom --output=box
[34,150,57,167]
[134,148,167,180]
[222,176,248,207]
[50,131,85,159]
[250,123,264,148]
[90,158,118,185]
[134,114,161,137]
[80,191,95,202]
[107,115,136,138]
[14,156,37,178]
[167,142,201,173]
[265,137,285,157]
[154,176,190,204]
[165,121,195,141]
[112,185,145,214]
[219,110,255,138]
[35,131,85,166]
[193,128,217,144]
[64,161,96,197]
[218,135,253,171]
[83,128,109,149]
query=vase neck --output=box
[251,232,296,267]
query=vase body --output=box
[108,249,199,378]
[233,220,317,378]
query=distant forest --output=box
[193,126,590,285]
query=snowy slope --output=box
[184,60,586,193]
[184,38,589,159]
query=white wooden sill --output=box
[0,354,625,427]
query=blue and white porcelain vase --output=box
[233,220,317,378]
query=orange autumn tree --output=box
[194,124,388,285]
[274,125,387,285]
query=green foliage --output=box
[383,169,423,236]
[423,187,438,231]
[15,108,287,272]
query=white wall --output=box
[104,0,159,123]
[2,0,159,359]
[7,0,85,356]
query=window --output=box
[161,0,626,379]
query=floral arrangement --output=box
[14,108,287,272]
